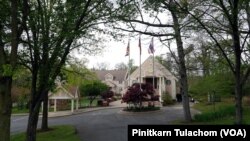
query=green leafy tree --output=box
[63,58,95,86]
[17,0,122,140]
[189,73,234,99]
[80,80,108,106]
[177,0,250,124]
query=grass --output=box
[11,125,80,141]
[79,97,98,107]
[193,97,233,112]
[194,105,235,122]
[12,107,29,114]
[191,97,250,125]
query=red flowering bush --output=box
[151,95,160,101]
[122,83,158,108]
[101,87,114,102]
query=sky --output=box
[74,5,174,70]
[84,36,170,69]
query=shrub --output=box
[122,83,156,108]
[151,95,160,101]
[101,87,114,102]
[162,92,174,106]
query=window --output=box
[132,80,137,84]
[166,80,171,85]
[105,74,113,81]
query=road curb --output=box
[12,113,29,116]
[117,108,164,115]
[12,107,126,118]
[48,106,125,118]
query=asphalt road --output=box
[11,105,193,141]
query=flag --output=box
[139,36,141,55]
[125,40,130,56]
[148,37,155,54]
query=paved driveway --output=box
[11,105,197,141]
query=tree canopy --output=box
[80,80,108,106]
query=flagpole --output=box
[153,53,155,90]
[125,39,130,88]
[128,47,130,87]
[149,37,155,91]
[139,36,142,90]
[140,51,141,89]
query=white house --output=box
[126,56,178,101]
[93,70,127,94]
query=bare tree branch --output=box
[160,38,179,65]
[241,31,250,50]
[113,26,175,37]
[175,2,236,74]
[120,18,173,27]
[218,0,234,27]
[133,0,145,22]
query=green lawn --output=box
[191,97,250,125]
[173,97,250,125]
[79,97,98,107]
[12,97,99,114]
[193,97,234,111]
[12,107,29,114]
[11,125,80,141]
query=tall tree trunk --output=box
[201,46,210,76]
[233,26,242,124]
[235,76,243,124]
[27,64,49,141]
[26,101,42,141]
[0,77,12,141]
[26,70,40,141]
[170,1,192,122]
[0,0,19,141]
[231,1,243,125]
[41,91,49,131]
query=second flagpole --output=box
[139,35,142,90]
[128,39,130,87]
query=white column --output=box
[172,78,176,99]
[48,100,50,111]
[71,99,74,112]
[41,102,43,113]
[162,77,165,104]
[76,99,79,110]
[54,99,57,112]
[159,77,162,101]
[162,77,165,94]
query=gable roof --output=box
[93,70,127,82]
[130,56,177,80]
[49,85,79,100]
[67,86,80,98]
